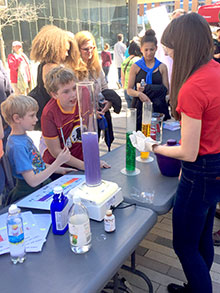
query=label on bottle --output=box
[55,202,69,231]
[69,217,91,246]
[8,223,24,244]
[104,215,115,232]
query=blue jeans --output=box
[173,153,220,293]
[103,66,110,83]
[124,89,132,108]
[117,67,122,86]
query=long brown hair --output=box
[161,13,213,120]
[74,31,101,78]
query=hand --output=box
[136,82,145,93]
[101,100,112,113]
[129,131,158,152]
[55,147,71,166]
[100,160,111,169]
[137,92,150,103]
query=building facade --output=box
[3,0,128,56]
[2,0,217,57]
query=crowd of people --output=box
[0,10,220,293]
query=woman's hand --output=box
[137,92,151,103]
[101,100,112,114]
[136,82,145,93]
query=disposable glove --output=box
[129,131,158,152]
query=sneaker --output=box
[213,229,220,246]
[167,283,189,293]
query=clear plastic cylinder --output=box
[76,82,101,186]
[126,108,137,171]
[141,102,152,159]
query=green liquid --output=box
[126,131,136,171]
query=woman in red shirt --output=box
[131,13,220,293]
[101,43,112,83]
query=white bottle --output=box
[104,209,116,233]
[68,194,91,254]
[7,204,26,264]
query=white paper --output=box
[163,121,180,131]
[0,211,51,255]
[17,174,85,210]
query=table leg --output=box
[121,251,153,293]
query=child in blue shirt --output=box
[1,94,72,204]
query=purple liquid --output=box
[82,132,101,186]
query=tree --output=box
[0,0,44,68]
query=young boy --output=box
[1,94,71,204]
[42,66,110,170]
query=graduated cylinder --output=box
[126,108,137,171]
[76,82,101,186]
[141,101,152,159]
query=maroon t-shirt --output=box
[41,98,83,164]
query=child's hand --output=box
[56,147,71,166]
[100,160,111,169]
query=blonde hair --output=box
[104,43,110,51]
[44,66,77,94]
[1,95,39,125]
[74,31,101,78]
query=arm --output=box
[127,64,150,102]
[153,113,201,162]
[22,147,71,187]
[159,63,169,93]
[44,136,85,170]
[0,116,4,140]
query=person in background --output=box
[75,31,121,151]
[1,94,72,205]
[130,13,220,293]
[0,115,5,204]
[121,39,142,108]
[0,59,13,150]
[213,28,220,63]
[29,25,87,130]
[101,43,112,83]
[127,29,170,130]
[41,66,110,170]
[8,41,32,95]
[114,33,126,87]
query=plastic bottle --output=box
[104,210,116,233]
[7,204,26,264]
[50,186,69,235]
[140,78,146,87]
[68,194,91,254]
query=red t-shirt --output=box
[41,98,83,164]
[176,59,220,155]
[101,51,112,67]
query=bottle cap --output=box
[106,209,112,216]
[167,139,177,146]
[53,186,63,194]
[72,193,81,203]
[8,204,20,215]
